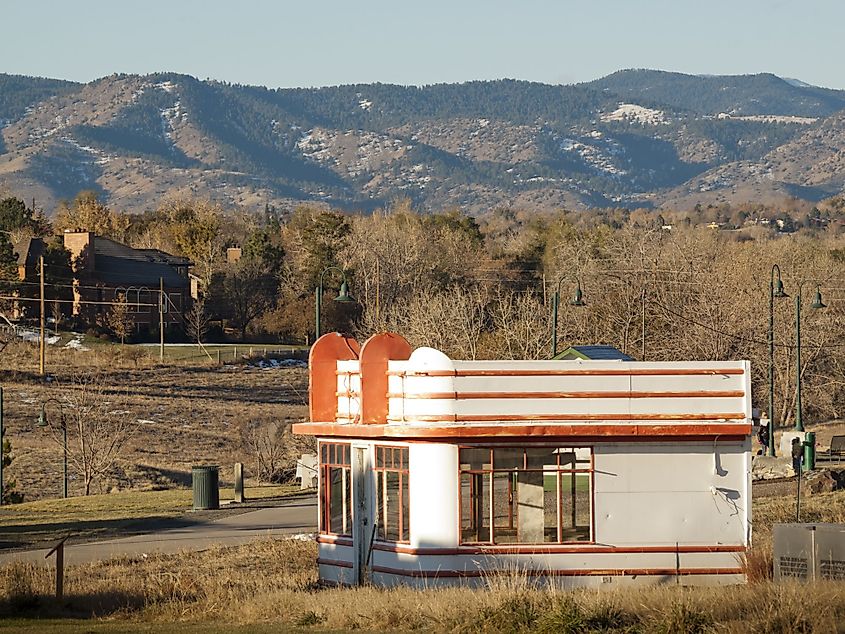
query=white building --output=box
[293,332,752,588]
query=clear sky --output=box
[3,0,844,89]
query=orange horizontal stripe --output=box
[387,368,745,378]
[293,421,751,439]
[388,390,745,400]
[386,413,746,423]
[317,534,353,547]
[369,541,746,556]
[371,565,744,579]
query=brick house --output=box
[63,231,191,332]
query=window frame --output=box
[318,441,352,536]
[373,444,410,544]
[458,444,594,546]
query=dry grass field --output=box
[0,339,313,503]
[3,500,845,634]
[3,338,845,632]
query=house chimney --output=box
[63,231,94,274]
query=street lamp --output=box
[551,277,586,358]
[315,266,354,341]
[794,284,826,433]
[36,398,68,499]
[767,265,788,456]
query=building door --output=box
[352,445,372,585]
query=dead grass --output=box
[3,538,845,632]
[0,340,313,502]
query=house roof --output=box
[93,237,190,288]
[553,345,635,361]
[12,236,43,272]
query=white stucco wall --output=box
[409,443,459,548]
[593,440,750,546]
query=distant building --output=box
[8,236,44,319]
[63,231,191,332]
[553,345,634,361]
[12,236,43,282]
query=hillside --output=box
[0,70,844,214]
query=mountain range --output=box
[1,69,844,215]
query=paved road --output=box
[0,495,317,566]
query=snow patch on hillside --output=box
[601,103,667,125]
[297,128,432,191]
[60,136,113,165]
[161,99,187,142]
[558,135,627,176]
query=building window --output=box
[459,446,592,545]
[137,287,151,313]
[319,442,352,535]
[374,445,409,543]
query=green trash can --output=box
[192,465,220,510]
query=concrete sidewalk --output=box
[0,495,317,566]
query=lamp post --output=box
[767,265,788,456]
[551,277,586,358]
[315,266,354,341]
[794,284,826,433]
[36,398,68,499]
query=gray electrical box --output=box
[773,523,845,581]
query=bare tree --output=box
[239,419,288,483]
[185,296,209,345]
[45,373,136,495]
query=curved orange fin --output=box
[309,333,360,422]
[359,332,412,425]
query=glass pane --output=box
[401,472,409,541]
[560,471,590,542]
[556,449,576,468]
[376,447,384,468]
[460,472,475,542]
[460,472,490,542]
[574,447,591,469]
[329,467,345,533]
[459,448,491,470]
[493,448,523,470]
[377,472,385,540]
[385,471,400,540]
[525,447,555,469]
[344,467,352,533]
[399,447,408,470]
[543,471,558,543]
[493,471,518,543]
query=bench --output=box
[827,435,845,462]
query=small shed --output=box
[293,332,752,588]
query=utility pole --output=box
[39,255,45,377]
[0,387,4,506]
[159,277,165,362]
